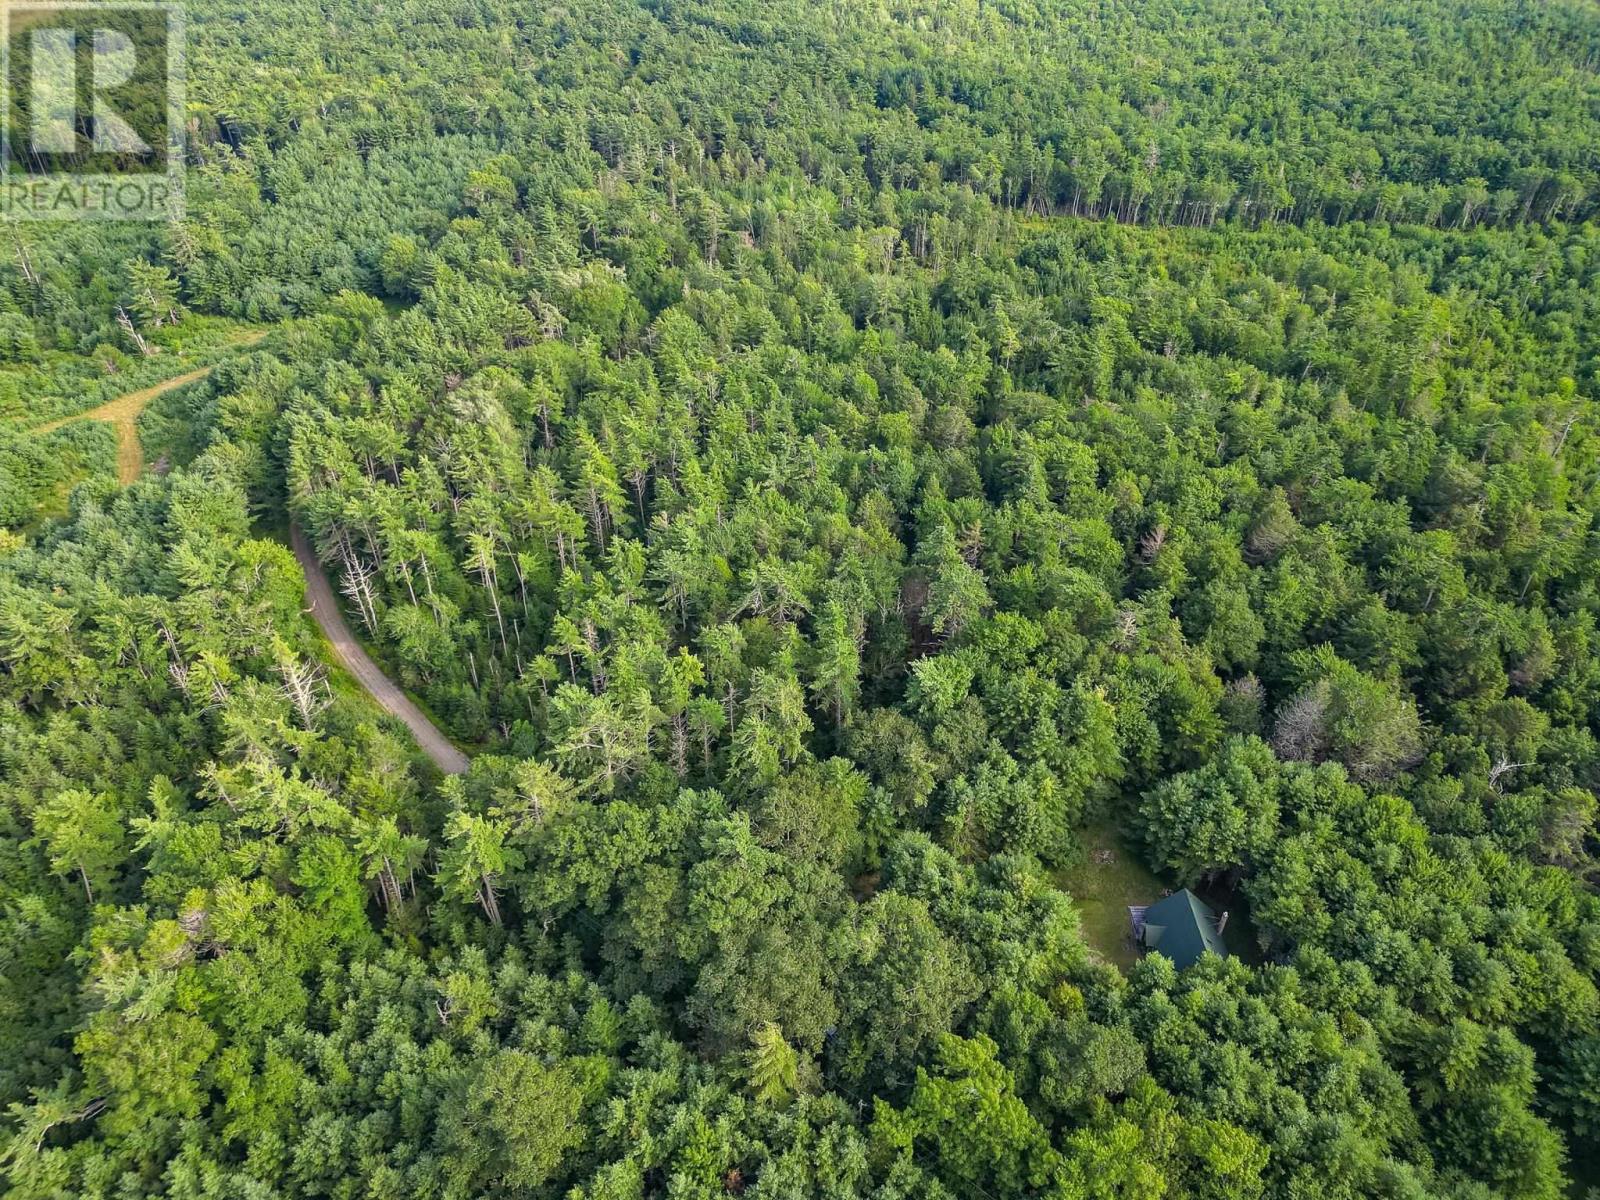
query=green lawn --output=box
[1055,820,1266,970]
[1054,820,1167,971]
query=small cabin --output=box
[1129,889,1228,970]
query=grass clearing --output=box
[1055,819,1266,971]
[34,365,216,483]
[1055,819,1167,971]
[29,330,269,485]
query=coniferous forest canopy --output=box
[5,0,1600,1196]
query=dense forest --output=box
[3,1,1600,1197]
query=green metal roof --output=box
[1141,888,1227,970]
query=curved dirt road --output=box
[290,524,470,774]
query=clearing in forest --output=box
[30,331,268,484]
[1059,820,1261,970]
[1056,821,1168,970]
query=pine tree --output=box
[747,1022,799,1106]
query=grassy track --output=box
[31,331,268,484]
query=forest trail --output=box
[34,334,469,775]
[33,331,269,484]
[290,523,471,775]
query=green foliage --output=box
[1138,737,1280,884]
[26,789,125,902]
[3,2,1600,1197]
[447,1049,593,1191]
[746,1022,801,1107]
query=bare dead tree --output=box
[337,555,381,634]
[1114,607,1140,652]
[1272,684,1331,764]
[1138,524,1168,564]
[13,234,38,287]
[115,306,151,357]
[1488,757,1532,794]
[277,651,331,729]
